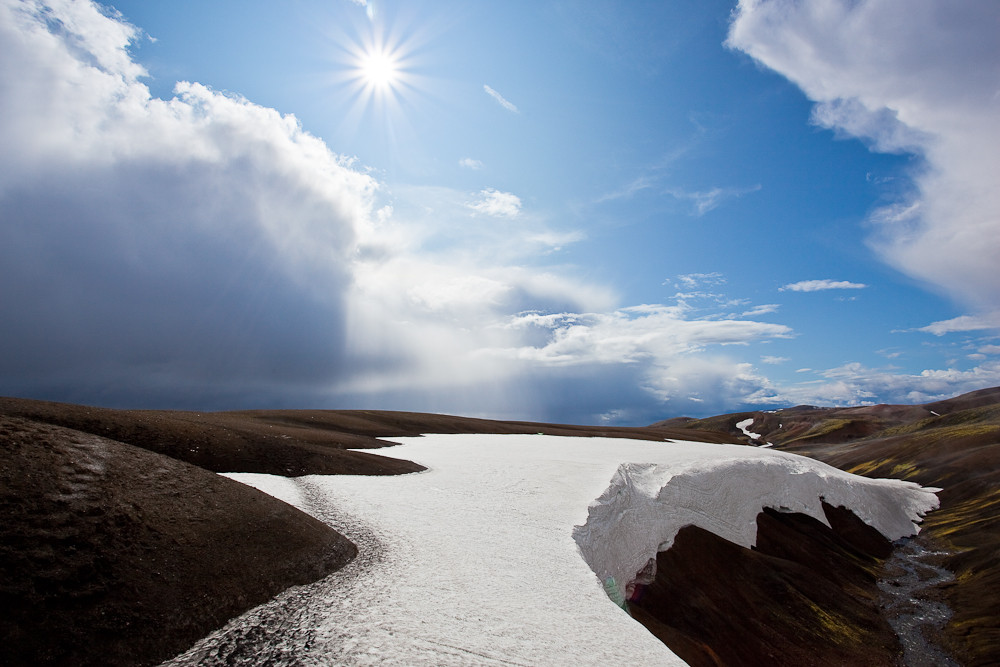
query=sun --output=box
[329,19,429,127]
[359,48,399,90]
[351,40,408,104]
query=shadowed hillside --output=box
[656,387,1000,666]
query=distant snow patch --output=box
[736,417,762,440]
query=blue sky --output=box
[1,0,998,423]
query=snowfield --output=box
[170,434,939,666]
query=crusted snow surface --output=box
[176,434,938,666]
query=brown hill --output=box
[0,415,355,667]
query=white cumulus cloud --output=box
[752,361,1000,408]
[0,0,376,407]
[468,188,523,218]
[728,0,1000,317]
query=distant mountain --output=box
[654,386,1000,666]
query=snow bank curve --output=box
[572,449,940,603]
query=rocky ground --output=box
[1,389,997,666]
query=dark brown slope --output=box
[629,504,899,667]
[0,415,355,667]
[0,398,425,477]
[657,386,1000,666]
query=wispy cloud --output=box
[915,313,1000,336]
[459,157,483,170]
[486,305,794,417]
[483,85,519,113]
[780,280,867,292]
[761,355,789,365]
[468,188,522,218]
[742,304,780,317]
[599,182,759,214]
[667,184,761,215]
[526,230,586,252]
[346,0,375,21]
[673,272,726,290]
[595,175,656,203]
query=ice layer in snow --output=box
[184,434,939,666]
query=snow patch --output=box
[205,435,938,665]
[573,449,939,604]
[736,417,762,440]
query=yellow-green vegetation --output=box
[889,461,921,479]
[844,457,921,480]
[924,493,1000,545]
[902,423,999,445]
[798,419,854,440]
[846,459,891,477]
[879,416,938,438]
[804,598,867,648]
[883,405,1000,440]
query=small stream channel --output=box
[878,537,959,667]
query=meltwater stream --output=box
[878,537,958,667]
